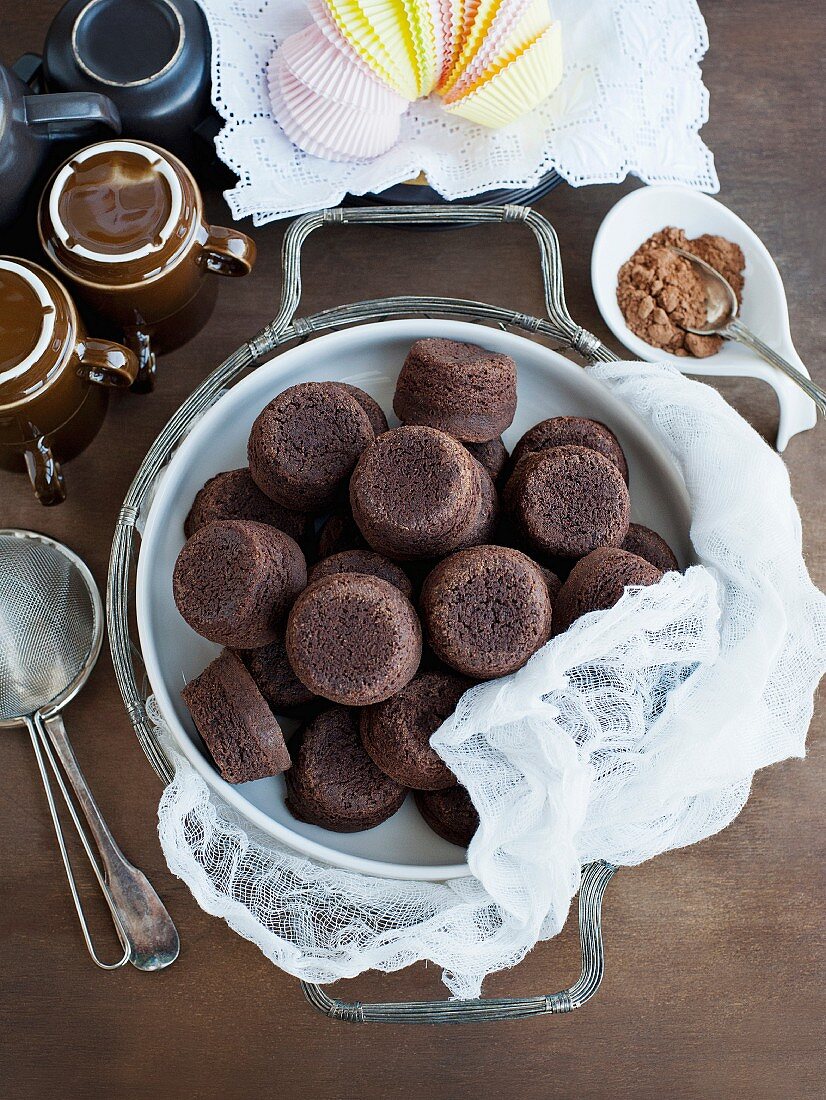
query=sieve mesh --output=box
[0,533,99,722]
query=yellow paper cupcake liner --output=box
[454,0,550,95]
[442,20,563,127]
[441,1,551,104]
[398,1,435,96]
[324,0,420,98]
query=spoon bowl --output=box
[669,245,739,333]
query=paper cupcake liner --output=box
[450,0,548,96]
[275,53,405,122]
[312,0,410,94]
[305,0,377,75]
[273,57,404,159]
[438,0,501,93]
[426,0,451,83]
[442,21,562,127]
[401,0,439,95]
[274,83,402,161]
[430,0,465,83]
[280,24,408,110]
[444,2,550,102]
[272,0,560,154]
[462,0,482,41]
[268,58,349,160]
[279,66,405,134]
[324,0,421,98]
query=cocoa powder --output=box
[617,226,745,358]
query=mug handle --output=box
[200,225,256,277]
[121,327,157,394]
[79,337,139,388]
[23,436,66,506]
[24,92,121,138]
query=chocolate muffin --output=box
[285,707,407,832]
[286,573,422,705]
[621,523,680,573]
[173,520,307,648]
[182,650,290,783]
[332,382,389,436]
[455,459,499,549]
[360,671,473,790]
[420,545,553,680]
[308,549,413,599]
[248,382,374,511]
[415,786,479,848]
[350,426,481,560]
[511,416,629,483]
[507,445,630,559]
[393,338,517,442]
[316,511,368,558]
[183,468,311,546]
[464,437,509,485]
[233,636,317,714]
[553,546,664,635]
[540,566,562,602]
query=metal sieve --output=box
[0,529,178,970]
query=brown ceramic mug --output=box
[38,138,256,391]
[0,256,138,505]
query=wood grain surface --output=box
[0,2,823,1097]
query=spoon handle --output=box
[724,318,826,417]
[38,712,180,972]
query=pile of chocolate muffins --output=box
[173,338,680,849]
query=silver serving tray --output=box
[108,204,624,1024]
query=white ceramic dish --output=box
[137,318,693,881]
[591,184,816,452]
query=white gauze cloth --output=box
[196,0,719,223]
[153,362,826,998]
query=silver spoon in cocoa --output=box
[669,246,826,418]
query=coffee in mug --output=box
[38,139,255,390]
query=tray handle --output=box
[250,205,616,365]
[300,860,617,1024]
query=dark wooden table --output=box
[1,3,823,1097]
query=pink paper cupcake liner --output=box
[280,23,408,111]
[270,51,404,160]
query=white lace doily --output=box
[198,0,719,224]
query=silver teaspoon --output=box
[669,246,826,419]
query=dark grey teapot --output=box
[0,59,120,226]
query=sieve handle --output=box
[25,716,129,969]
[39,713,180,971]
[300,860,617,1024]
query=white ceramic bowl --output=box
[591,185,816,451]
[137,318,692,881]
